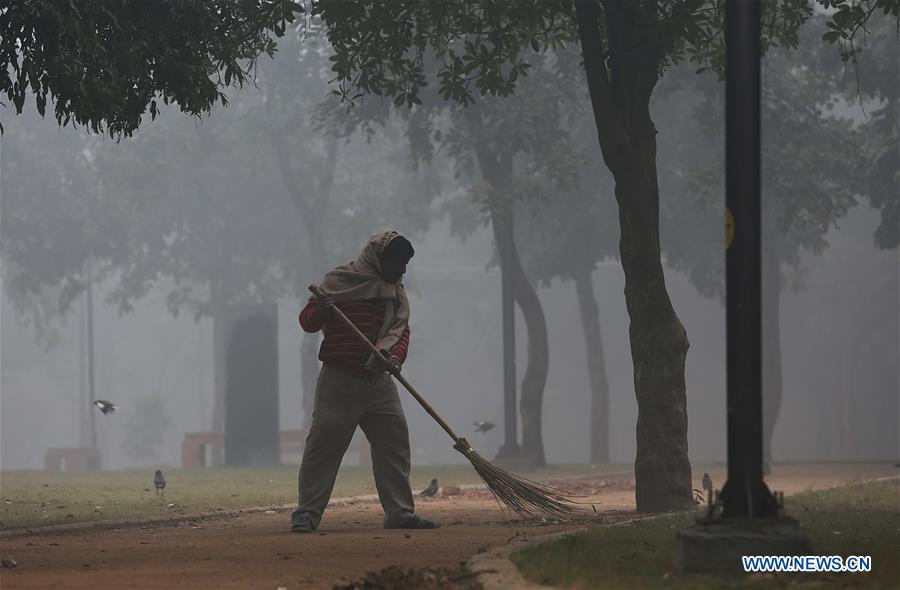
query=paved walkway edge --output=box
[0,472,633,538]
[466,516,664,590]
[467,474,900,590]
[0,483,497,538]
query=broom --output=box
[309,284,580,518]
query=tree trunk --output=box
[496,203,519,457]
[472,130,549,466]
[491,211,548,466]
[761,237,782,471]
[573,268,610,464]
[510,229,549,467]
[575,0,692,511]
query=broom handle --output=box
[308,285,462,444]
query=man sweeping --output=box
[290,230,439,533]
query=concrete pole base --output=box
[677,516,811,574]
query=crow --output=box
[419,478,438,497]
[154,470,166,495]
[93,400,119,415]
[473,421,495,433]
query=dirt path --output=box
[1,463,895,590]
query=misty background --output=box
[1,17,897,472]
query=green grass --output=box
[0,463,624,531]
[513,480,900,589]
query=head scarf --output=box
[316,230,411,366]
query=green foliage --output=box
[1,0,303,136]
[316,0,573,108]
[0,121,114,315]
[312,0,888,110]
[820,0,900,63]
[1,25,443,335]
[2,0,893,139]
[659,14,890,299]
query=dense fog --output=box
[1,16,897,472]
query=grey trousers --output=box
[293,363,415,528]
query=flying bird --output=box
[419,479,438,498]
[473,421,495,433]
[93,400,119,415]
[154,470,166,495]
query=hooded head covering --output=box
[315,230,411,365]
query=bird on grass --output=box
[473,421,495,433]
[93,400,119,415]
[154,470,166,495]
[419,479,438,497]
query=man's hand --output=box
[379,349,402,375]
[314,293,335,322]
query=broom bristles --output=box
[454,440,580,518]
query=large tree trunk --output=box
[491,211,548,466]
[509,225,549,467]
[575,0,692,511]
[473,132,549,466]
[761,236,782,471]
[573,268,610,464]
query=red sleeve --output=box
[389,326,411,364]
[299,297,326,333]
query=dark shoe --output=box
[385,514,440,530]
[290,512,316,533]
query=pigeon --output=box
[154,470,166,495]
[701,472,713,505]
[419,479,438,497]
[93,400,119,415]
[473,421,495,433]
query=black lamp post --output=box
[677,0,810,572]
[720,0,779,519]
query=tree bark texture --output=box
[575,0,692,511]
[473,132,549,466]
[574,268,611,464]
